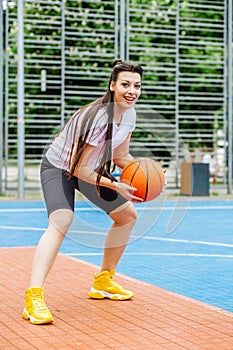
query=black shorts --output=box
[40,157,127,216]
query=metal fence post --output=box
[17,0,25,199]
[228,0,232,194]
[175,0,180,188]
[61,0,65,127]
[0,0,3,195]
[120,0,125,60]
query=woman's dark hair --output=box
[67,59,143,187]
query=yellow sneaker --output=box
[22,287,53,325]
[88,270,134,300]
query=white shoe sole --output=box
[22,307,53,325]
[88,287,134,300]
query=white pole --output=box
[17,0,25,199]
[175,0,180,188]
[228,0,232,194]
[126,0,129,60]
[61,0,65,127]
[120,0,125,60]
[0,0,3,194]
[115,0,118,58]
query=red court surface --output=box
[1,247,233,350]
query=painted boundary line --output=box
[1,224,233,248]
[1,205,233,213]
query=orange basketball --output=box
[120,158,165,202]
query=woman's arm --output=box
[71,142,142,202]
[72,143,116,189]
[113,132,134,169]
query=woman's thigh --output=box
[76,177,128,214]
[41,157,76,216]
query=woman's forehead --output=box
[116,71,141,82]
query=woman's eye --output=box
[122,83,129,87]
[135,84,141,89]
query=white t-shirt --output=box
[202,153,218,175]
[46,106,136,172]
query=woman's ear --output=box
[110,81,115,92]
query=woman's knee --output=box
[109,202,137,225]
[126,205,137,222]
[49,209,74,235]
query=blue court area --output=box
[0,197,233,313]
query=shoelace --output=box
[32,293,48,311]
[110,277,122,288]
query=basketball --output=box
[120,158,165,202]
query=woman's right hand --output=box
[115,182,143,203]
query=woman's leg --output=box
[30,209,74,287]
[88,202,137,300]
[22,209,73,325]
[101,202,137,271]
[23,158,76,324]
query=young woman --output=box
[22,59,144,325]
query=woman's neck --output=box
[113,104,126,125]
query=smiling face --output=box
[110,71,142,111]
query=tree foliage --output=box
[3,0,226,162]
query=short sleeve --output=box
[123,108,136,132]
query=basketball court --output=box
[1,196,233,349]
[1,2,233,349]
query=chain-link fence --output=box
[0,0,232,198]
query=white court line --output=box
[66,252,233,258]
[1,224,233,248]
[0,208,46,212]
[0,226,45,231]
[1,205,233,213]
[141,235,233,248]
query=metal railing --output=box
[0,0,232,197]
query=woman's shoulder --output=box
[123,107,136,123]
[125,107,136,115]
[77,105,108,126]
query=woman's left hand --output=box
[116,182,143,203]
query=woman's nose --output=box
[128,85,135,94]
